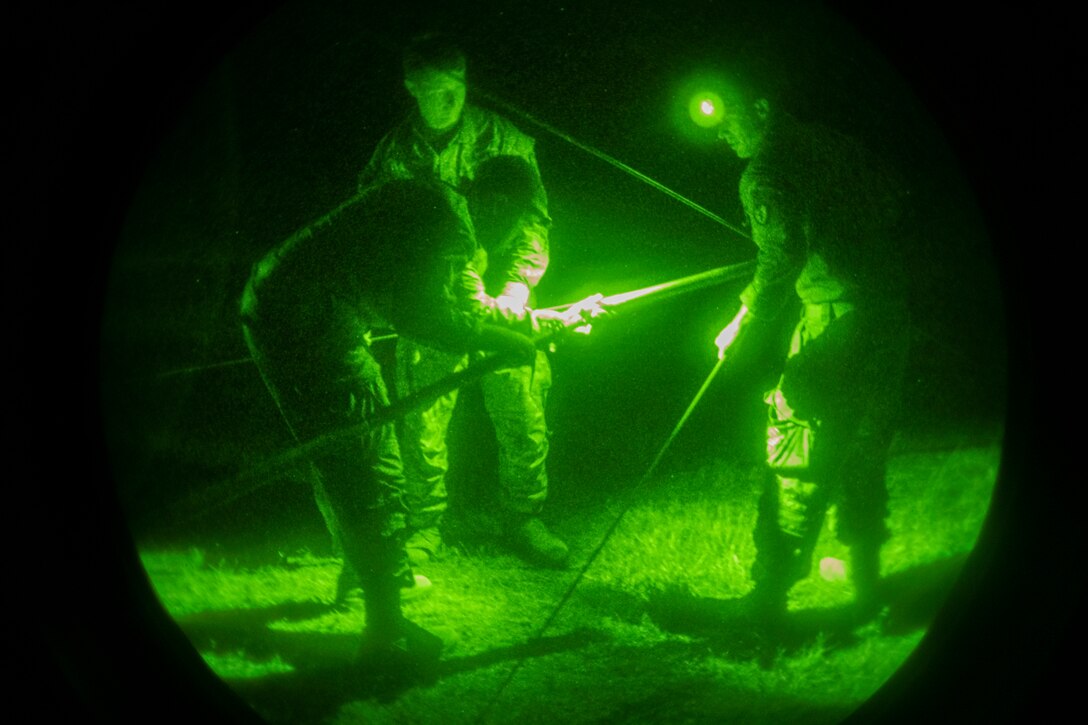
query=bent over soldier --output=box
[239,180,540,676]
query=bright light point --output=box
[688,91,724,128]
[820,557,847,582]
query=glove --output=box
[566,292,607,334]
[496,281,531,310]
[494,293,527,318]
[532,293,607,337]
[714,304,750,360]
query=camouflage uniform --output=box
[736,113,911,606]
[360,104,554,542]
[239,183,484,627]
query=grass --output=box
[137,428,1000,724]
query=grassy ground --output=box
[138,426,1000,724]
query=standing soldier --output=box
[708,65,912,625]
[360,32,567,568]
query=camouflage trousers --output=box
[394,337,552,531]
[752,301,908,593]
[242,322,413,611]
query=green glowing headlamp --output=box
[688,91,724,128]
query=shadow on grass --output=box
[221,626,608,724]
[177,600,359,668]
[645,553,968,664]
[879,552,967,635]
[437,626,611,677]
[572,583,651,624]
[597,674,856,725]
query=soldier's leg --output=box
[833,423,894,618]
[307,461,360,604]
[306,349,442,669]
[252,339,435,652]
[832,309,907,618]
[480,350,567,567]
[748,311,834,615]
[395,337,466,563]
[481,349,551,514]
[310,438,411,631]
[751,388,831,614]
[312,438,442,673]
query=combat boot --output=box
[358,616,445,665]
[357,617,446,696]
[504,513,569,568]
[357,583,446,696]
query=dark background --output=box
[22,0,1071,721]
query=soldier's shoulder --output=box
[467,105,535,149]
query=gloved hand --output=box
[476,324,536,365]
[714,304,750,360]
[496,281,530,310]
[566,292,607,334]
[494,294,527,318]
[533,293,607,336]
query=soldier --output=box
[360,32,567,568]
[239,180,565,679]
[709,64,912,624]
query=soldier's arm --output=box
[737,182,805,321]
[492,127,553,305]
[458,252,539,333]
[715,181,803,359]
[358,133,396,194]
[495,209,550,307]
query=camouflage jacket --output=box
[358,104,551,308]
[738,113,909,320]
[240,184,486,360]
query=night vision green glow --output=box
[136,445,1000,720]
[96,2,1011,721]
[671,71,736,144]
[688,90,724,127]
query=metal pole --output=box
[159,349,524,527]
[477,354,729,721]
[544,260,756,313]
[471,86,751,244]
[154,357,253,379]
[149,264,752,380]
